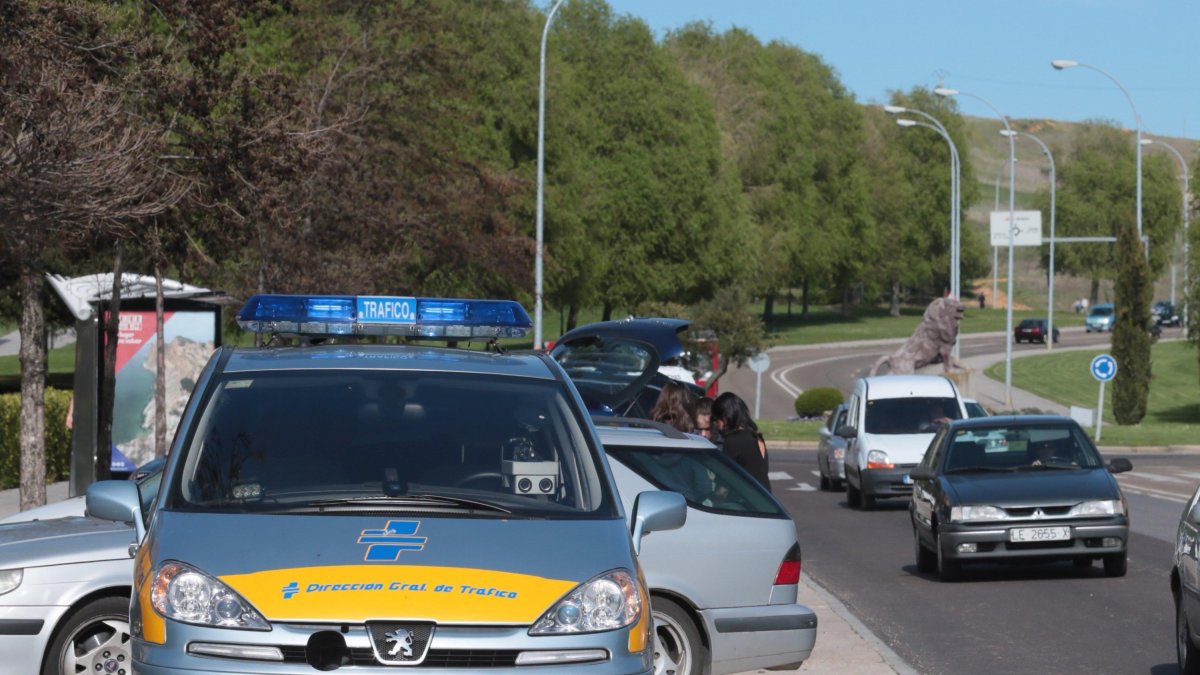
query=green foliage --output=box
[1112,222,1152,424]
[0,389,72,489]
[689,288,767,385]
[793,387,843,418]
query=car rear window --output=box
[865,397,960,434]
[606,445,785,518]
[169,370,612,517]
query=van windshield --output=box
[168,370,611,517]
[865,397,960,435]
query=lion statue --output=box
[870,297,965,376]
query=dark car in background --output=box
[551,318,706,418]
[1014,318,1060,344]
[1154,300,1182,327]
[909,416,1131,581]
[816,404,848,491]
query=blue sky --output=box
[602,0,1200,140]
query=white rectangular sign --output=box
[989,210,1043,247]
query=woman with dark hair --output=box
[712,392,770,491]
[649,381,697,433]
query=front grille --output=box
[1007,540,1073,550]
[1003,505,1072,518]
[278,645,520,668]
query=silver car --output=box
[816,404,848,491]
[597,418,817,675]
[0,469,159,674]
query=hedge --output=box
[0,388,73,489]
[794,387,844,418]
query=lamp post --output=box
[1001,130,1057,351]
[534,0,566,351]
[1052,60,1143,247]
[936,87,1016,407]
[1143,137,1190,326]
[890,111,961,360]
[993,165,1003,308]
[885,106,960,304]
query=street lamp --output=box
[936,86,1017,407]
[890,109,962,360]
[1143,137,1190,326]
[885,106,960,304]
[1001,130,1057,351]
[1051,60,1143,246]
[534,0,566,351]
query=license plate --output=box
[901,474,913,485]
[1008,526,1070,542]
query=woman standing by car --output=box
[713,392,771,492]
[650,381,698,433]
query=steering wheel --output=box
[453,471,504,489]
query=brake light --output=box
[774,543,801,585]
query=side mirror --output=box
[836,425,858,440]
[630,491,687,555]
[908,467,936,482]
[86,480,145,549]
[1107,457,1133,474]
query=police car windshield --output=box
[170,370,609,517]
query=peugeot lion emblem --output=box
[386,628,415,659]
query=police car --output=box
[86,295,686,674]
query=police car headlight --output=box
[151,561,270,630]
[529,569,641,635]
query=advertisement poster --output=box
[107,311,216,470]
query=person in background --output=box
[649,381,697,434]
[694,396,717,442]
[712,392,770,492]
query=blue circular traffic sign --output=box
[1090,354,1117,382]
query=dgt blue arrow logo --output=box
[1090,354,1117,382]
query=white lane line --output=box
[1178,472,1200,481]
[1127,472,1189,484]
[1122,485,1188,504]
[788,483,817,492]
[769,471,794,481]
[810,470,822,477]
[768,352,871,401]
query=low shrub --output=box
[0,388,73,489]
[794,387,844,418]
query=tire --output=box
[831,478,845,492]
[935,531,960,581]
[861,492,876,510]
[1103,552,1128,577]
[818,472,830,491]
[1179,598,1200,675]
[846,481,861,508]
[42,596,131,675]
[652,597,706,675]
[915,526,937,574]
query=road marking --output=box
[788,483,817,492]
[1122,485,1188,504]
[1178,472,1200,481]
[768,352,868,400]
[769,471,794,480]
[811,470,822,477]
[1127,472,1189,484]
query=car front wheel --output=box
[915,526,936,574]
[1180,597,1200,674]
[1103,552,1127,577]
[846,481,862,508]
[43,596,131,675]
[935,530,960,581]
[652,597,706,675]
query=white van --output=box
[839,375,967,509]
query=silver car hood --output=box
[0,516,135,568]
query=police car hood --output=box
[0,516,134,568]
[153,511,634,624]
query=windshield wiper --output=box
[944,466,1016,474]
[308,494,512,514]
[1016,463,1078,471]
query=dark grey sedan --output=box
[816,404,848,491]
[909,416,1131,581]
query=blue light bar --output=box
[237,295,532,339]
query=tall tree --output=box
[0,1,183,508]
[1112,220,1152,425]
